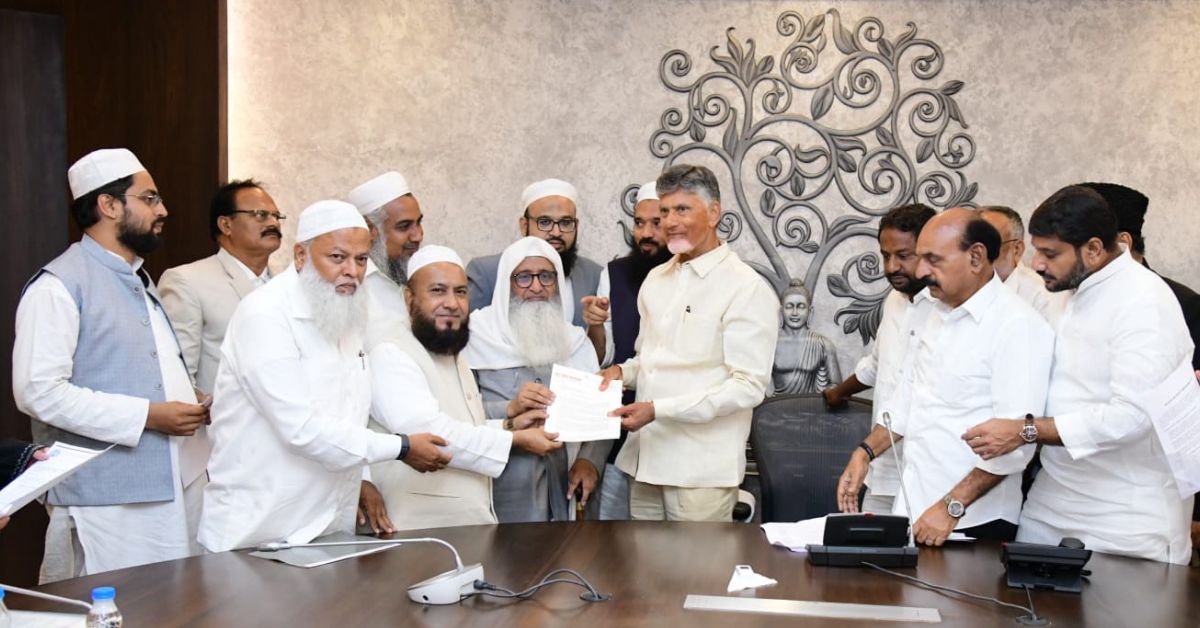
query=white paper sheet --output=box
[1133,357,1200,497]
[545,364,622,442]
[10,610,86,628]
[0,442,109,517]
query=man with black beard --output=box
[824,203,937,513]
[466,178,602,329]
[15,148,210,580]
[464,237,612,522]
[363,245,561,531]
[579,180,670,519]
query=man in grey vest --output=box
[14,148,211,582]
[466,178,603,333]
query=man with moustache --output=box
[159,180,283,395]
[836,208,1053,543]
[599,165,779,522]
[580,181,672,519]
[14,148,211,580]
[198,201,448,552]
[464,237,611,522]
[363,245,562,531]
[965,186,1194,564]
[467,178,602,329]
[978,205,1066,323]
[823,203,937,514]
[349,170,425,287]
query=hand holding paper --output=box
[545,364,622,442]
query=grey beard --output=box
[368,237,408,285]
[508,294,570,367]
[298,262,368,344]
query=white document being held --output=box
[545,364,622,442]
[0,442,109,516]
[1134,357,1200,498]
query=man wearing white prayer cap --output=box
[15,148,212,581]
[199,200,450,552]
[361,245,562,531]
[580,180,672,520]
[466,178,603,341]
[349,170,424,285]
[463,237,613,522]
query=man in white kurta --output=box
[838,209,1053,544]
[967,186,1195,564]
[199,201,428,552]
[824,204,937,515]
[14,149,210,582]
[367,246,561,530]
[601,165,779,522]
[979,206,1067,324]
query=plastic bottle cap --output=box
[0,588,5,599]
[91,586,116,601]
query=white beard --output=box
[508,294,571,367]
[298,261,368,344]
[667,237,694,255]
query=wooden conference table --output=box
[14,522,1200,627]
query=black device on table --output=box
[806,513,919,568]
[1001,537,1092,593]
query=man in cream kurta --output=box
[602,165,778,522]
[967,186,1195,564]
[199,201,427,552]
[366,246,559,530]
[14,149,210,581]
[159,180,280,394]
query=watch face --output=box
[1021,425,1038,443]
[947,500,965,518]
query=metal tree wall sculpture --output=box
[621,9,977,343]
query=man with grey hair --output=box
[349,170,425,286]
[599,164,779,522]
[199,201,448,552]
[979,205,1065,322]
[464,237,612,522]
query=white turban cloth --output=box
[348,171,411,216]
[520,178,578,214]
[296,200,368,243]
[68,148,147,200]
[406,244,464,279]
[461,237,594,371]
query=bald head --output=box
[915,207,1001,307]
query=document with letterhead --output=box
[545,364,622,442]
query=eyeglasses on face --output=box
[231,209,287,222]
[121,192,164,208]
[511,270,558,288]
[525,213,578,233]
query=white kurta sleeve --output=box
[231,308,405,472]
[13,274,149,448]
[1054,302,1185,460]
[369,343,511,477]
[652,281,778,423]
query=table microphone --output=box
[880,411,915,547]
[255,537,484,605]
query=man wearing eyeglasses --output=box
[466,179,603,331]
[463,237,612,522]
[13,148,211,581]
[158,180,283,395]
[979,206,1066,324]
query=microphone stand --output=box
[0,583,93,612]
[881,411,916,547]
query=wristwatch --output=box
[396,434,410,460]
[943,495,965,519]
[1020,413,1038,444]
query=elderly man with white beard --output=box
[198,201,449,552]
[463,237,613,522]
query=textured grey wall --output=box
[228,0,1200,367]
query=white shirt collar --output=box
[218,247,271,283]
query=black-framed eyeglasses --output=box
[121,192,164,208]
[511,270,558,288]
[232,209,287,222]
[525,212,578,233]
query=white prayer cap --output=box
[406,244,464,279]
[68,148,147,200]
[348,171,411,216]
[635,180,658,204]
[520,178,578,213]
[296,200,368,243]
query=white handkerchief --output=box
[726,564,777,593]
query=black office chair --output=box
[749,394,873,523]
